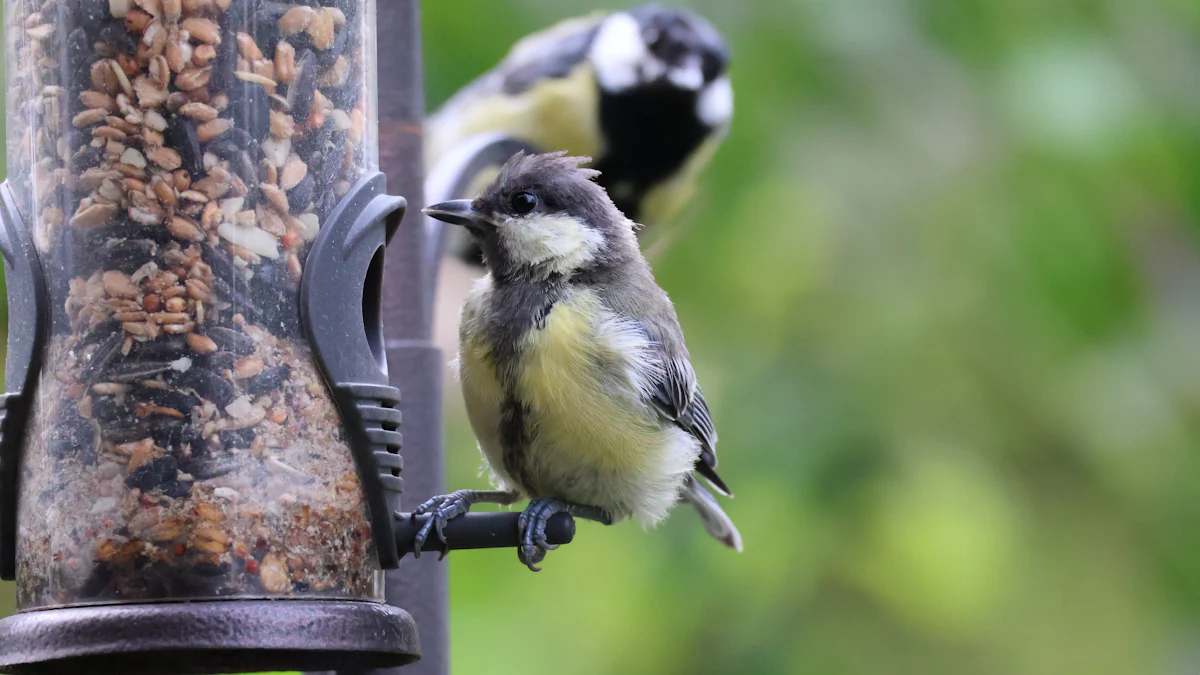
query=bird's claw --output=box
[411,491,474,560]
[518,544,547,571]
[516,498,570,572]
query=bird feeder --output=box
[0,1,573,673]
[0,0,417,671]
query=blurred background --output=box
[4,0,1200,674]
[423,0,1200,673]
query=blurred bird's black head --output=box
[585,5,733,219]
[424,152,636,281]
[630,4,728,87]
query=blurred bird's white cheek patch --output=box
[697,76,734,127]
[589,12,661,91]
[667,55,705,91]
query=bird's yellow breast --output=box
[516,292,663,497]
[457,288,664,503]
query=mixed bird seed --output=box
[6,0,383,608]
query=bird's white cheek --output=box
[697,76,733,128]
[500,215,603,272]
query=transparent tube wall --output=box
[5,0,383,609]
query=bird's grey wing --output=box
[646,354,730,496]
[599,260,731,496]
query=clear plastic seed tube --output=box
[5,0,383,609]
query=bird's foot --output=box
[410,489,520,560]
[517,498,611,571]
[411,491,474,560]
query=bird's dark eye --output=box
[510,191,538,215]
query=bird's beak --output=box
[422,200,492,230]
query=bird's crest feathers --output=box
[498,150,601,187]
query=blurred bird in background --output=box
[425,3,734,378]
[426,3,733,261]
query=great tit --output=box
[426,3,733,265]
[418,152,741,570]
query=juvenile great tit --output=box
[426,3,733,265]
[417,152,741,570]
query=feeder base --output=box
[0,599,420,674]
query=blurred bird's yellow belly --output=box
[426,65,603,168]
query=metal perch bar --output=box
[394,512,576,556]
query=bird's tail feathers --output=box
[681,476,743,552]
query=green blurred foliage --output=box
[0,0,1198,674]
[424,0,1200,674]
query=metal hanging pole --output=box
[376,1,449,674]
[320,2,448,675]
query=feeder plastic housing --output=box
[0,0,419,672]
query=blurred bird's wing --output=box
[425,13,608,167]
[498,13,607,95]
[647,351,731,497]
